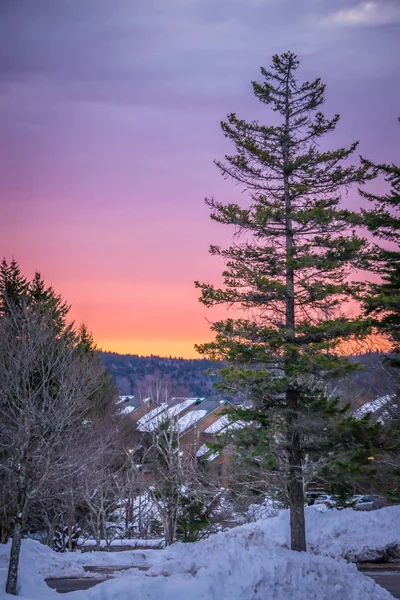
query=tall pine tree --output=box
[0,259,28,315]
[360,121,400,422]
[196,52,373,551]
[0,259,70,336]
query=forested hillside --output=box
[99,352,223,398]
[100,351,396,405]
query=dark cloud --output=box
[0,0,398,162]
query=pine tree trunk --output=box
[6,521,22,595]
[283,60,306,552]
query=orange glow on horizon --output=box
[97,337,206,359]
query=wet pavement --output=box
[45,576,108,593]
[364,571,400,599]
[46,566,400,596]
[46,564,151,593]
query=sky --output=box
[1,0,399,358]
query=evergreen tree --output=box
[0,259,71,336]
[360,121,400,423]
[360,126,400,358]
[28,271,71,334]
[76,322,97,353]
[0,258,29,315]
[195,52,373,551]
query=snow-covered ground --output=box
[1,506,399,600]
[78,537,164,549]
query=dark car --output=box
[354,495,385,511]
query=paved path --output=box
[45,577,108,593]
[46,569,400,596]
[364,572,400,598]
[46,564,151,593]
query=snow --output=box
[139,399,199,432]
[119,405,135,415]
[78,538,164,549]
[196,442,219,461]
[204,415,230,434]
[136,403,168,430]
[163,399,199,419]
[117,395,135,403]
[251,505,400,563]
[207,452,220,462]
[1,506,399,599]
[354,395,394,421]
[196,443,209,457]
[177,410,207,432]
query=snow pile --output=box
[305,506,400,562]
[0,539,82,599]
[79,537,164,549]
[71,544,391,600]
[1,507,399,599]
[237,505,400,563]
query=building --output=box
[118,395,235,482]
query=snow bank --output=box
[79,537,164,549]
[1,507,398,599]
[67,548,392,600]
[247,505,400,563]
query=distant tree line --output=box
[100,351,224,399]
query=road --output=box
[45,577,108,593]
[364,572,400,599]
[46,571,400,596]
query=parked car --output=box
[345,494,364,507]
[314,494,337,508]
[305,491,328,506]
[353,495,385,511]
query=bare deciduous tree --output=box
[0,303,115,595]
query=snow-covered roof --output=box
[117,395,135,404]
[177,410,207,433]
[196,443,220,462]
[353,395,394,422]
[120,405,136,415]
[204,415,247,435]
[138,399,199,432]
[207,452,220,462]
[196,443,209,458]
[137,403,168,431]
[164,398,199,419]
[204,415,230,434]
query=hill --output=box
[100,351,397,406]
[99,352,222,398]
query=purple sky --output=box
[1,0,399,357]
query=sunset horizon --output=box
[2,0,399,359]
